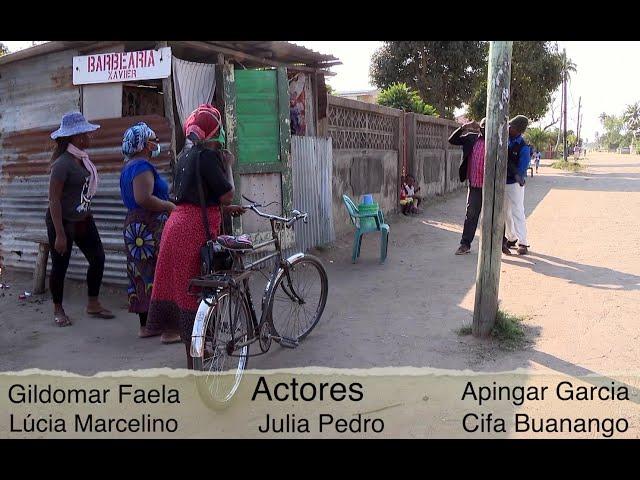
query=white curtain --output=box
[171,56,216,127]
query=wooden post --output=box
[472,41,513,338]
[405,113,416,180]
[397,111,406,211]
[33,243,50,295]
[156,41,178,176]
[221,63,241,234]
[562,49,568,161]
[576,96,581,149]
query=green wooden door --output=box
[228,67,292,244]
[235,69,280,165]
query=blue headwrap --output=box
[122,122,156,158]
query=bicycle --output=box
[188,196,329,408]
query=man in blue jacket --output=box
[503,115,531,255]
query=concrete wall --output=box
[332,149,398,238]
[412,148,446,196]
[445,149,464,193]
[410,147,465,197]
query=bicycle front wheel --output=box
[192,290,252,408]
[268,254,328,342]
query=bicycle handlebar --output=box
[241,203,308,226]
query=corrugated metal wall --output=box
[291,136,334,252]
[0,115,173,286]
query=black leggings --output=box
[45,210,105,305]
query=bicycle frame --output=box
[190,205,308,358]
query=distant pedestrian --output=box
[535,150,541,173]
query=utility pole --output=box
[576,96,581,147]
[563,49,568,161]
[473,41,513,338]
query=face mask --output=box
[150,142,161,158]
[210,125,226,147]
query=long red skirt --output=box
[147,204,221,342]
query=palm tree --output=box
[623,102,640,153]
[562,56,577,81]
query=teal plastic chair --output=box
[342,194,390,263]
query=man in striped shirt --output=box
[449,118,486,255]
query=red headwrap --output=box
[184,104,222,142]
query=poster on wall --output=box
[73,47,172,85]
[289,73,307,136]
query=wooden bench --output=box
[15,235,126,295]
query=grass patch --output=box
[550,160,585,172]
[456,309,529,351]
[456,325,473,336]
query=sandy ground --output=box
[1,152,638,375]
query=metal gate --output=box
[291,136,334,252]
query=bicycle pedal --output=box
[278,336,300,349]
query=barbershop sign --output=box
[73,47,172,85]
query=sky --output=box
[3,40,640,142]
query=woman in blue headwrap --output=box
[119,122,179,342]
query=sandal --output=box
[54,312,72,327]
[138,327,161,338]
[86,307,115,319]
[161,332,182,344]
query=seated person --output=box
[400,176,414,215]
[404,174,422,214]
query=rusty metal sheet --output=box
[1,115,173,179]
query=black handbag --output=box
[195,149,233,275]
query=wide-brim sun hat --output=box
[51,111,100,140]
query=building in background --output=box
[335,88,379,104]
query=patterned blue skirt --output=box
[123,208,168,313]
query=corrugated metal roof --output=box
[209,41,338,66]
[0,41,339,68]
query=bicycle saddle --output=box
[217,234,254,250]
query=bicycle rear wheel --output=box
[192,290,252,408]
[268,254,328,342]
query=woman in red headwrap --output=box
[146,105,246,367]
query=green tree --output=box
[325,83,336,95]
[623,102,640,150]
[525,127,555,152]
[377,82,437,116]
[370,41,485,118]
[0,42,9,57]
[598,114,627,150]
[468,42,565,122]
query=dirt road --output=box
[1,152,638,375]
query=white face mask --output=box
[150,141,161,158]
